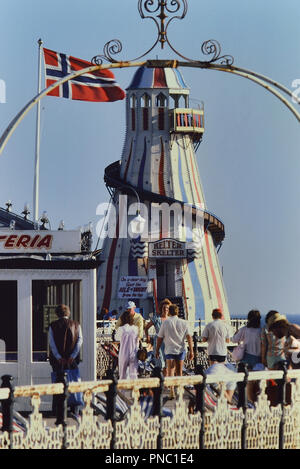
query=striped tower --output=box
[98,65,230,324]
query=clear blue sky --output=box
[0,0,300,318]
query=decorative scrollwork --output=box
[201,39,234,66]
[91,39,123,65]
[138,0,188,49]
[91,1,234,67]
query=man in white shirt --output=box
[156,304,193,397]
[201,308,231,365]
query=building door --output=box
[156,260,176,300]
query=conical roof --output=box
[127,66,189,93]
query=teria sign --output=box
[148,238,186,258]
[0,230,81,253]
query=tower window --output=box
[141,93,150,131]
[156,93,167,130]
[156,93,167,107]
[130,94,136,131]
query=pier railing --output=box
[1,364,300,449]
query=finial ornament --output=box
[91,0,234,66]
[138,0,188,49]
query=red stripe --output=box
[189,154,202,206]
[71,83,125,102]
[158,138,166,197]
[159,138,167,239]
[189,153,224,312]
[153,68,167,87]
[205,232,223,311]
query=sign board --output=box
[0,230,81,253]
[148,238,186,258]
[118,276,148,299]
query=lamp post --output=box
[122,185,146,238]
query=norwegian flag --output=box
[43,48,125,102]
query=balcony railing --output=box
[169,108,204,138]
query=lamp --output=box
[58,220,64,230]
[40,211,49,229]
[125,185,146,237]
[5,200,12,212]
[22,202,30,220]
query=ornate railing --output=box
[1,365,300,449]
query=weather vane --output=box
[91,0,234,66]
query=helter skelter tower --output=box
[97,1,231,324]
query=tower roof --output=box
[127,66,189,93]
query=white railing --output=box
[0,365,299,450]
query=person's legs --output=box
[128,357,138,380]
[175,359,184,377]
[166,358,176,398]
[225,389,234,403]
[166,358,175,377]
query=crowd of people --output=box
[112,299,194,399]
[111,303,300,403]
[48,301,300,417]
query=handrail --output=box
[2,368,299,398]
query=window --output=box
[156,93,167,130]
[156,93,167,107]
[0,281,17,362]
[141,93,151,131]
[32,280,81,362]
[130,94,136,130]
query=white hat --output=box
[126,301,136,309]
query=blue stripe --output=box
[60,54,69,98]
[138,138,147,189]
[188,261,205,321]
[177,139,188,203]
[128,66,146,89]
[175,69,188,88]
[46,69,115,86]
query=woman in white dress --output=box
[115,310,139,380]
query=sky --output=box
[0,0,300,318]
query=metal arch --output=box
[0,58,299,159]
[177,60,300,122]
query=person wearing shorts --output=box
[201,308,232,365]
[156,304,193,398]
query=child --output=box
[115,310,139,380]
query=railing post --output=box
[105,368,118,450]
[152,366,164,450]
[237,362,249,449]
[1,375,15,449]
[278,361,288,450]
[195,364,206,449]
[53,371,69,449]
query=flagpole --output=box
[33,38,43,224]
